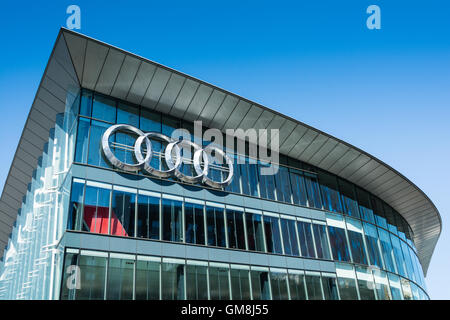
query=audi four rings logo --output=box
[102,124,234,188]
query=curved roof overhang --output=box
[0,28,441,275]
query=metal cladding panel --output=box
[0,28,440,274]
[154,73,185,113]
[82,41,109,90]
[308,138,337,165]
[264,115,287,149]
[184,84,213,122]
[298,133,328,164]
[290,129,319,159]
[318,143,349,170]
[170,78,199,119]
[127,62,156,105]
[141,67,171,110]
[222,99,251,130]
[209,95,239,129]
[276,119,297,149]
[62,32,86,83]
[338,153,371,178]
[95,48,125,95]
[279,124,307,155]
[111,55,141,101]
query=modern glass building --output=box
[0,28,441,300]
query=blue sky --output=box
[0,0,449,298]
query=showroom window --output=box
[304,271,323,300]
[363,222,384,269]
[185,200,206,245]
[250,267,271,300]
[336,263,359,300]
[326,214,351,262]
[209,262,231,300]
[161,258,185,300]
[287,270,307,300]
[81,181,111,234]
[206,203,227,248]
[321,273,339,300]
[111,186,136,237]
[135,256,160,300]
[67,179,85,231]
[274,165,293,203]
[304,172,322,209]
[387,273,403,300]
[297,219,316,258]
[87,120,110,168]
[373,269,392,300]
[245,210,266,252]
[185,260,209,300]
[269,268,289,300]
[338,178,360,219]
[318,171,342,213]
[346,218,368,265]
[226,206,246,250]
[378,227,397,273]
[92,93,116,123]
[230,265,251,300]
[136,191,160,240]
[106,253,135,300]
[263,213,283,254]
[161,196,183,242]
[280,216,300,256]
[355,266,376,300]
[289,169,308,207]
[312,222,332,260]
[75,250,108,300]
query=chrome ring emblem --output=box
[102,124,233,188]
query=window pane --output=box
[107,256,134,300]
[226,209,246,250]
[206,206,226,247]
[60,252,79,300]
[305,273,323,300]
[355,266,376,300]
[390,234,407,277]
[80,90,92,117]
[74,117,90,164]
[137,194,160,240]
[338,179,359,218]
[326,214,351,262]
[356,188,375,223]
[304,173,322,209]
[388,273,403,300]
[87,120,110,168]
[280,218,299,256]
[224,154,241,194]
[185,263,208,300]
[161,261,185,300]
[209,265,230,300]
[400,240,415,281]
[378,227,396,273]
[363,222,383,269]
[274,166,292,203]
[111,189,136,237]
[230,268,251,300]
[288,272,307,300]
[400,278,412,300]
[140,109,161,132]
[321,275,339,300]
[312,223,331,260]
[245,211,265,252]
[117,102,139,126]
[373,269,392,300]
[82,184,111,234]
[263,215,283,254]
[346,218,368,265]
[258,162,276,201]
[185,202,205,245]
[297,221,316,258]
[250,269,270,300]
[336,263,358,300]
[289,169,308,206]
[76,254,107,300]
[92,94,116,123]
[269,271,289,300]
[318,171,342,213]
[135,259,160,300]
[162,198,183,242]
[68,180,85,231]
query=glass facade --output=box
[0,88,430,300]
